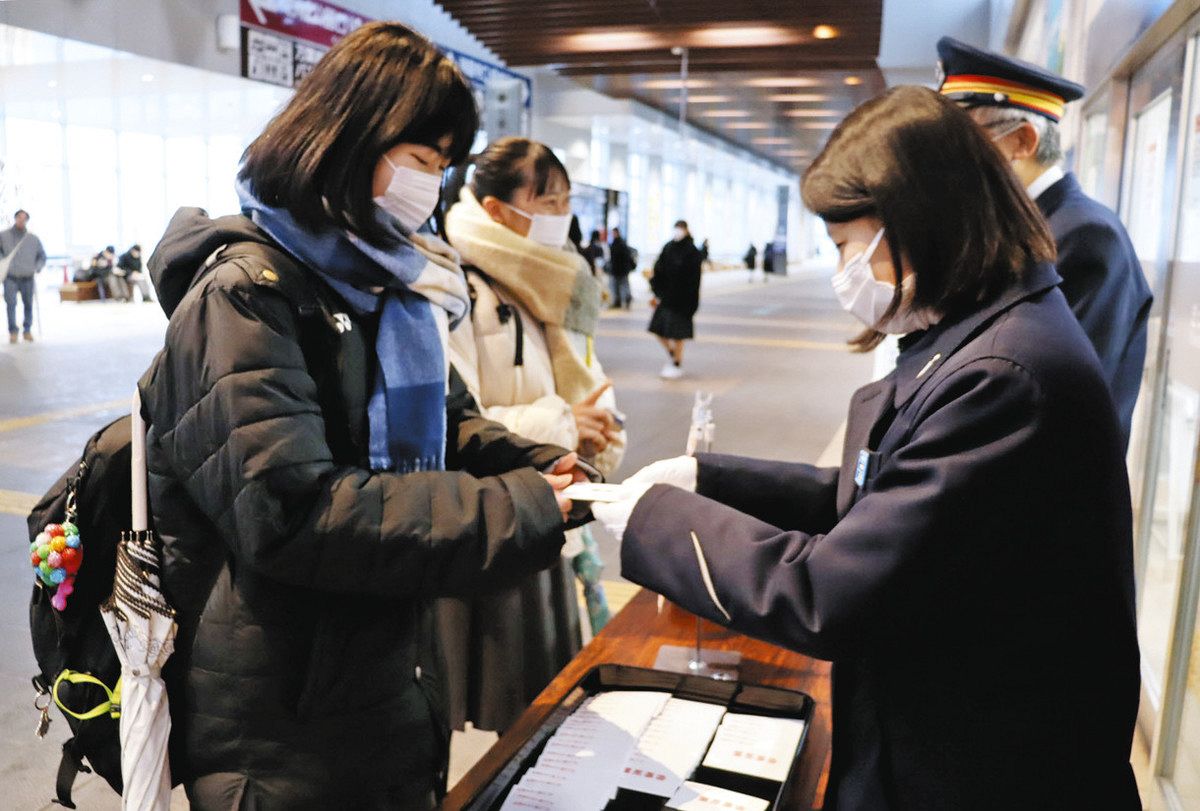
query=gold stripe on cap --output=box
[941,74,1066,120]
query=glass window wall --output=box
[0,24,291,262]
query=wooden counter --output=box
[442,588,833,810]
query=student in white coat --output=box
[439,137,626,732]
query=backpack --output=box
[28,415,131,808]
[25,240,311,808]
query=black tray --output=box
[462,663,815,811]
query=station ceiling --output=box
[435,0,886,173]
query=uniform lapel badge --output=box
[854,449,871,487]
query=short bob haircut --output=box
[469,137,570,204]
[240,22,477,247]
[802,85,1055,351]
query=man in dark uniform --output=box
[937,37,1152,449]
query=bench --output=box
[59,281,99,302]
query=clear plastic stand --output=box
[654,391,742,681]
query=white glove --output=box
[591,483,651,544]
[624,455,698,492]
[592,456,699,543]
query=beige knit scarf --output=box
[445,188,602,404]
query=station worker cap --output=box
[936,36,1084,123]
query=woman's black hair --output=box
[802,85,1055,351]
[239,21,478,247]
[469,137,570,203]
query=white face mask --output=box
[375,156,442,232]
[831,227,937,335]
[503,202,572,248]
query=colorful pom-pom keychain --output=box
[31,509,82,611]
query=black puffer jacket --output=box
[650,238,703,316]
[141,209,569,809]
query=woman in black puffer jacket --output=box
[140,22,584,810]
[648,219,704,379]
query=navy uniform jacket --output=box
[622,263,1140,810]
[1037,172,1151,449]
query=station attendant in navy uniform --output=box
[593,87,1140,810]
[938,36,1152,449]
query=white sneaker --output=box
[660,363,683,379]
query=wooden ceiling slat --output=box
[437,2,878,29]
[466,26,881,42]
[500,45,877,67]
[552,58,881,76]
[455,17,879,35]
[449,10,870,24]
[492,36,878,53]
[432,0,884,172]
[438,0,862,15]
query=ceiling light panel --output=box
[765,94,830,103]
[690,25,803,48]
[670,94,732,103]
[641,78,714,90]
[744,77,821,88]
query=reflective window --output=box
[0,23,290,258]
[1153,33,1200,810]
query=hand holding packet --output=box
[590,455,698,543]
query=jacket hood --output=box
[149,207,276,317]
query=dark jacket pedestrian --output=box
[1035,172,1150,448]
[608,232,636,277]
[138,24,582,810]
[743,244,757,270]
[583,229,605,276]
[90,246,115,277]
[118,244,154,302]
[88,246,123,300]
[2,209,46,340]
[607,230,636,309]
[0,212,46,280]
[117,245,142,274]
[603,87,1139,810]
[144,211,569,809]
[648,225,703,340]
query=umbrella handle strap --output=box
[52,670,122,720]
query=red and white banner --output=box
[239,0,368,50]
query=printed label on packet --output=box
[666,781,770,811]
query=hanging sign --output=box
[239,0,366,88]
[237,0,532,120]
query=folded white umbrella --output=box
[100,390,177,811]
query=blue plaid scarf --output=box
[238,179,469,473]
